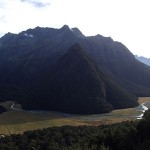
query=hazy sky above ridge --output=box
[0,0,150,57]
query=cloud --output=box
[20,0,50,8]
[0,0,150,57]
[0,16,5,22]
[0,32,5,38]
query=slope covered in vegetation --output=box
[21,44,138,114]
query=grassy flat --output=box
[0,97,149,135]
[138,97,150,104]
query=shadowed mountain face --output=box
[0,25,149,113]
[79,36,150,96]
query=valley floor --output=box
[0,97,150,135]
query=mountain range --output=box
[135,55,150,66]
[0,25,150,114]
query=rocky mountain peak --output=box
[71,27,85,38]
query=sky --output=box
[0,0,150,57]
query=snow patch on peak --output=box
[24,33,34,38]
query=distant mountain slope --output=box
[135,55,150,66]
[21,44,138,114]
